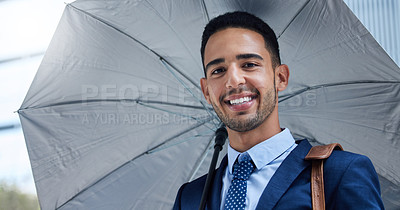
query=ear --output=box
[200,77,211,104]
[275,64,289,91]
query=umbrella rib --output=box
[146,128,214,154]
[279,80,400,103]
[56,121,211,209]
[187,121,226,181]
[277,0,311,38]
[160,59,220,127]
[188,134,215,182]
[141,100,213,111]
[137,101,217,131]
[142,2,205,87]
[201,0,210,21]
[67,4,218,128]
[281,112,400,135]
[144,121,211,154]
[67,4,201,92]
[159,57,202,91]
[17,99,211,112]
[160,58,203,102]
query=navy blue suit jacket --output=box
[173,140,384,209]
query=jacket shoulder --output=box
[323,149,384,209]
[173,174,207,210]
[324,149,373,171]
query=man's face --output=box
[201,28,278,132]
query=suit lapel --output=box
[207,156,227,210]
[256,140,312,210]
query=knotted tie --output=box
[224,153,255,210]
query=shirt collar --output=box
[227,128,296,174]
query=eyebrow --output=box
[236,53,263,61]
[204,53,264,73]
[205,58,225,72]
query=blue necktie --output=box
[224,154,255,210]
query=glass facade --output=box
[344,0,400,66]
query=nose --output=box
[225,64,245,88]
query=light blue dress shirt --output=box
[220,128,297,210]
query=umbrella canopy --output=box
[18,0,399,209]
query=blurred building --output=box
[344,0,400,66]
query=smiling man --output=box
[173,11,384,210]
[200,26,287,153]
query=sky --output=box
[0,0,398,197]
[0,0,75,194]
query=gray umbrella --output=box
[18,0,399,209]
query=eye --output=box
[211,67,226,75]
[243,63,258,68]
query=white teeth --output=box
[230,97,252,105]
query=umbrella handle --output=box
[199,125,228,210]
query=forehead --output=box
[203,28,269,64]
[206,27,264,48]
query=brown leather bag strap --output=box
[305,143,343,210]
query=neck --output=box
[227,109,281,153]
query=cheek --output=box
[248,75,273,90]
[207,83,222,102]
[215,85,226,100]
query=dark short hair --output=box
[201,11,281,76]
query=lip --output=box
[224,93,256,101]
[223,93,258,112]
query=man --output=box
[173,11,384,210]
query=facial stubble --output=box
[211,83,277,132]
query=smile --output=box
[229,96,252,105]
[223,93,258,112]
